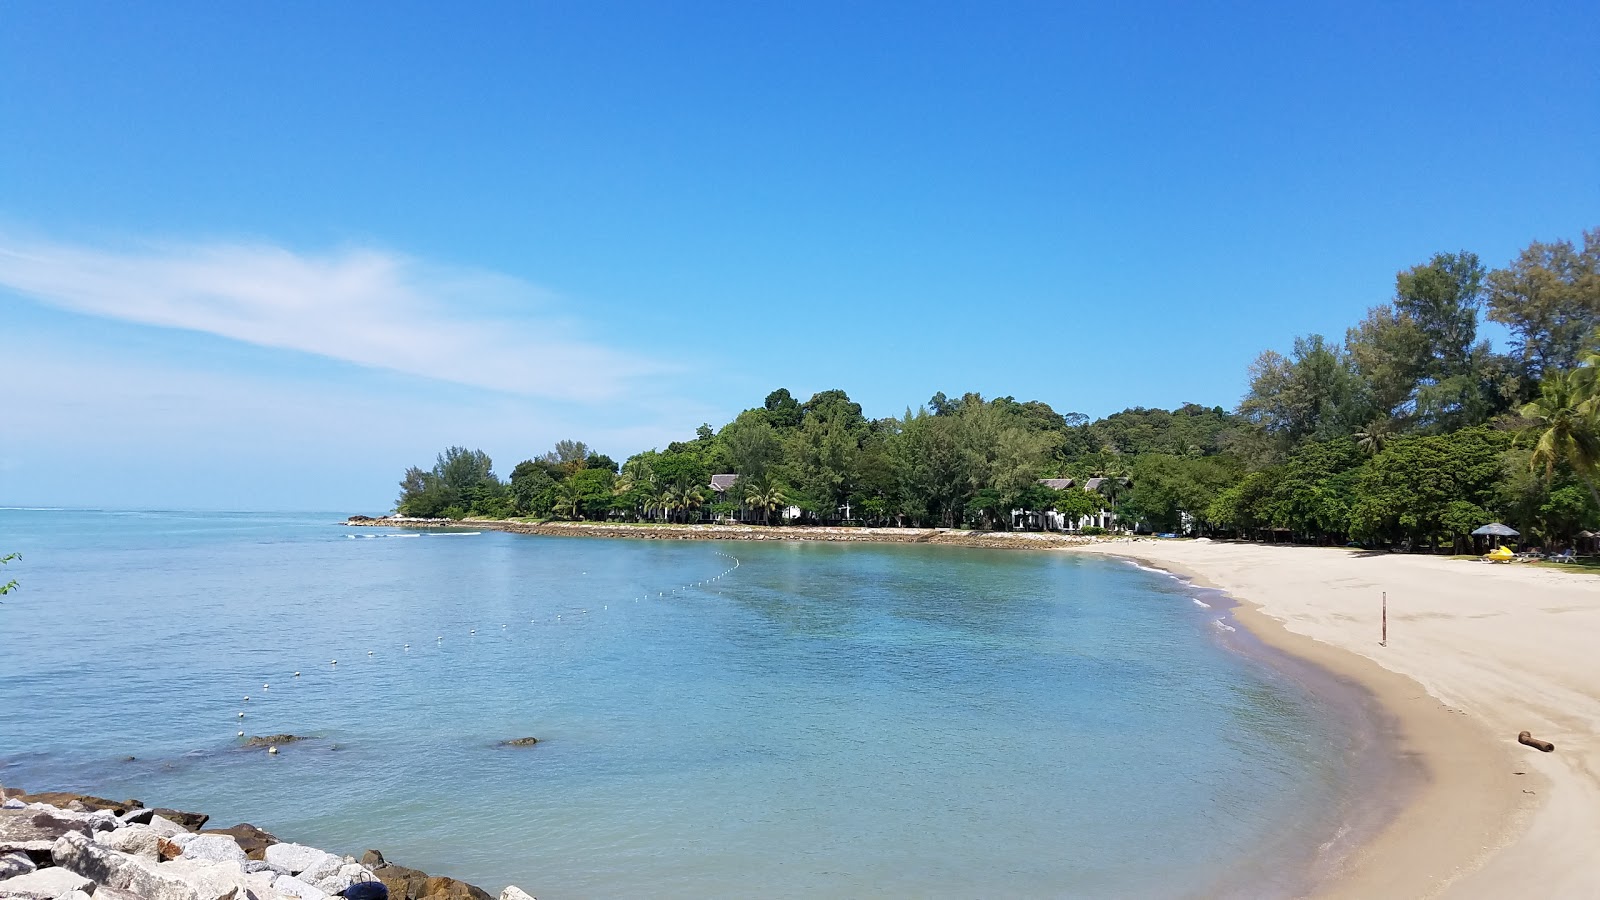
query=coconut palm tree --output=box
[672,483,706,523]
[648,489,676,523]
[553,482,582,520]
[1520,370,1600,510]
[744,481,787,526]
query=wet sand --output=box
[1077,540,1598,899]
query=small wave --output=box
[1212,619,1236,632]
[0,507,67,511]
[1192,598,1211,608]
[346,533,421,539]
[423,532,481,537]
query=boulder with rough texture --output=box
[265,843,336,876]
[95,824,161,860]
[0,852,33,880]
[273,874,330,900]
[59,891,94,900]
[156,858,249,900]
[147,815,191,838]
[497,737,539,747]
[359,849,385,868]
[313,862,377,895]
[51,831,202,900]
[0,865,94,900]
[500,887,537,900]
[373,861,493,900]
[201,824,278,861]
[0,801,21,811]
[149,808,209,832]
[2,791,141,816]
[241,859,289,877]
[119,807,156,825]
[182,834,247,863]
[0,807,94,855]
[240,735,304,749]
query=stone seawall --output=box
[0,786,532,900]
[343,518,1100,550]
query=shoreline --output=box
[343,516,1105,549]
[1076,541,1598,899]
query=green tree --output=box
[743,479,787,526]
[1488,229,1600,380]
[1519,370,1600,510]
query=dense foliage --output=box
[395,228,1600,550]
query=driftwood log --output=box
[1518,730,1555,752]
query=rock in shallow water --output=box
[148,808,210,832]
[496,737,540,747]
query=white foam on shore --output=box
[346,533,422,539]
[1212,619,1236,632]
[423,532,481,536]
[1192,598,1211,608]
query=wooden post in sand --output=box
[1381,592,1387,646]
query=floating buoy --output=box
[237,730,244,737]
[263,683,269,689]
[243,696,250,701]
[331,660,337,665]
[267,746,278,755]
[470,629,476,635]
[368,650,374,655]
[238,712,245,718]
[404,644,410,650]
[294,671,301,677]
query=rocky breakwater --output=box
[0,789,536,900]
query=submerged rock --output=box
[496,737,540,747]
[240,734,305,749]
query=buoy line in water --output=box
[227,548,742,747]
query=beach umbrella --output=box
[1471,523,1519,537]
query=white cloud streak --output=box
[0,232,666,401]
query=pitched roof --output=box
[1084,476,1132,492]
[710,474,739,491]
[1038,478,1075,490]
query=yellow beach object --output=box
[1485,545,1514,562]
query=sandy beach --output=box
[1076,540,1600,899]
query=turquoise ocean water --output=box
[0,510,1367,898]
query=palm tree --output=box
[649,489,676,523]
[744,481,787,526]
[1354,418,1395,455]
[1520,371,1600,510]
[672,483,706,523]
[553,482,582,520]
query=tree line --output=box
[396,227,1600,551]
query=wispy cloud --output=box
[0,231,667,401]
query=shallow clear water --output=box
[0,510,1357,898]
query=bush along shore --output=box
[345,515,1105,549]
[0,786,535,900]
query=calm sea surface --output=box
[0,510,1363,898]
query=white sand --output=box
[1075,540,1600,899]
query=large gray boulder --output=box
[241,859,289,877]
[264,843,336,876]
[96,824,161,860]
[0,806,94,855]
[298,853,344,886]
[313,862,377,895]
[147,816,191,839]
[51,831,201,900]
[273,873,330,900]
[155,858,251,900]
[181,834,247,863]
[0,865,95,900]
[0,853,33,880]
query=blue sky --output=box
[2,2,1596,510]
